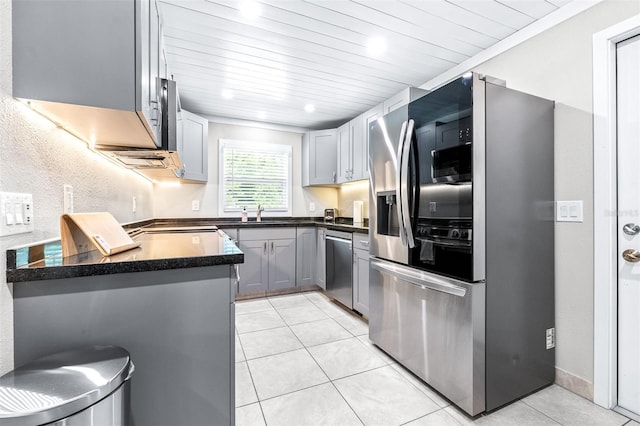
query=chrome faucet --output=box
[256,204,264,222]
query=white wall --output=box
[472,0,640,398]
[0,1,155,375]
[153,122,338,218]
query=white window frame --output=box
[218,139,293,217]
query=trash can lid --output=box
[0,345,134,425]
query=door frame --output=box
[593,14,640,410]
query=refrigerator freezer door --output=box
[369,258,486,416]
[369,106,409,264]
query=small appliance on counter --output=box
[324,208,337,223]
[353,201,364,224]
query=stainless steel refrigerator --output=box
[368,73,555,415]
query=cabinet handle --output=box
[234,264,241,286]
[263,241,267,255]
[333,171,337,183]
[271,241,274,254]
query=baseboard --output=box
[555,367,594,401]
[235,285,322,301]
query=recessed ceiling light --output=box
[221,89,233,99]
[257,112,267,119]
[367,36,387,57]
[239,0,262,20]
[304,104,315,113]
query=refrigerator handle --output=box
[400,119,416,248]
[396,120,408,246]
[370,258,467,297]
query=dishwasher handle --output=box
[326,235,352,245]
[370,258,467,297]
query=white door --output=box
[617,33,640,418]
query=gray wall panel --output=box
[13,266,234,426]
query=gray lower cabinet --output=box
[353,233,370,316]
[238,239,270,293]
[296,227,316,288]
[238,228,296,294]
[316,227,327,290]
[269,238,297,290]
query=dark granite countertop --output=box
[6,217,368,283]
[147,217,369,234]
[7,229,243,283]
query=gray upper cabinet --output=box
[302,129,337,186]
[296,227,316,288]
[362,105,384,179]
[12,0,163,150]
[336,122,351,183]
[177,110,209,182]
[337,116,366,183]
[351,114,366,180]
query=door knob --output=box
[623,223,640,235]
[622,249,640,263]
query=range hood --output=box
[97,78,184,180]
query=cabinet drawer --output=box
[353,233,370,251]
[239,227,296,241]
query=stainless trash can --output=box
[0,345,134,426]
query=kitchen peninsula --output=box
[6,225,242,426]
[5,217,368,426]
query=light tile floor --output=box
[235,291,635,426]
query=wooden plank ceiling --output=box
[158,0,570,130]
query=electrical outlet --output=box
[132,196,137,213]
[192,200,200,211]
[546,327,555,349]
[63,185,74,214]
[309,202,315,212]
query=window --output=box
[219,139,292,215]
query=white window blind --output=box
[219,140,292,214]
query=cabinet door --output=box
[337,122,351,183]
[350,115,366,181]
[147,0,162,142]
[353,247,370,316]
[179,110,209,182]
[362,105,384,178]
[269,238,297,290]
[308,129,337,185]
[316,228,327,290]
[238,240,269,294]
[296,228,316,287]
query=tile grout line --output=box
[519,398,571,425]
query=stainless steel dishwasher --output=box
[325,229,353,309]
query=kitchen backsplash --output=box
[337,180,369,219]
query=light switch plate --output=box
[556,200,583,222]
[0,192,34,236]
